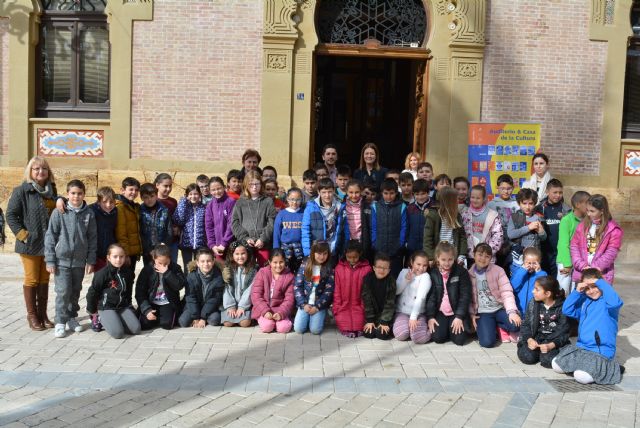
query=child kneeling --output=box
[221,241,257,327]
[251,249,295,333]
[393,251,431,344]
[179,248,224,328]
[361,253,396,340]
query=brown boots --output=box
[23,284,54,330]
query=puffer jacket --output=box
[301,197,342,256]
[232,196,276,245]
[462,206,503,260]
[426,264,472,321]
[570,220,623,284]
[250,266,295,319]
[115,195,142,257]
[140,202,172,254]
[90,203,117,259]
[423,208,467,262]
[294,260,335,310]
[372,199,407,257]
[173,198,207,250]
[406,200,433,253]
[468,263,518,316]
[333,258,372,332]
[519,297,569,348]
[183,264,225,320]
[6,181,58,255]
[86,262,135,313]
[135,261,186,315]
[44,202,97,268]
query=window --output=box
[36,0,110,118]
[623,1,640,138]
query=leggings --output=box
[257,316,292,333]
[393,314,430,344]
[99,308,141,339]
[432,312,467,346]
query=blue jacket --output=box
[372,200,407,257]
[563,279,623,359]
[406,200,432,253]
[273,208,303,248]
[510,264,548,314]
[173,198,207,250]
[139,202,172,255]
[301,198,342,257]
[335,199,375,260]
[90,202,117,259]
[293,260,335,310]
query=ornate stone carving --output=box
[441,0,485,47]
[435,0,450,16]
[264,49,292,72]
[591,0,605,25]
[453,58,480,80]
[300,0,316,12]
[264,0,298,35]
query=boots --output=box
[37,284,54,329]
[23,286,44,331]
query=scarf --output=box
[31,181,54,200]
[468,204,488,217]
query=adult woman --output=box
[238,149,263,180]
[402,151,422,180]
[522,153,552,199]
[6,156,58,330]
[353,143,388,191]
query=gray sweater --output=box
[44,203,97,268]
[231,196,276,244]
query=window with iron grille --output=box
[623,1,640,138]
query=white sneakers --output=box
[54,318,82,338]
[54,324,66,338]
[66,318,83,333]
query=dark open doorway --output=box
[313,54,425,170]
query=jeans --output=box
[476,309,519,348]
[293,308,327,334]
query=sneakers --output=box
[498,327,511,343]
[54,323,66,338]
[66,318,83,333]
[91,315,103,332]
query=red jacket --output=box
[333,258,372,332]
[570,220,623,284]
[250,266,295,319]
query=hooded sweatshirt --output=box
[44,201,97,268]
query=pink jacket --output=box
[570,220,623,284]
[462,207,503,259]
[250,266,295,319]
[468,263,518,315]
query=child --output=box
[361,253,396,340]
[432,174,452,204]
[570,194,623,284]
[179,247,224,328]
[522,153,552,198]
[402,151,421,180]
[226,169,243,201]
[423,186,467,267]
[86,244,141,339]
[196,174,212,204]
[173,184,207,268]
[385,169,401,189]
[453,176,470,214]
[314,162,330,182]
[507,188,546,266]
[416,161,433,182]
[90,186,117,272]
[135,243,186,330]
[115,177,142,271]
[556,191,590,294]
[553,269,624,384]
[251,249,295,333]
[333,240,372,337]
[399,172,414,204]
[469,244,520,348]
[462,185,503,263]
[264,178,287,212]
[336,179,374,261]
[426,242,472,346]
[510,247,548,314]
[139,183,172,266]
[273,188,305,272]
[231,170,277,266]
[362,184,377,204]
[335,165,351,202]
[536,178,570,277]
[301,169,318,206]
[373,178,407,277]
[406,179,433,256]
[45,180,97,338]
[154,173,179,264]
[393,250,431,344]
[293,241,334,334]
[205,176,236,261]
[262,165,277,181]
[517,276,568,368]
[302,177,342,259]
[222,241,257,327]
[487,174,520,274]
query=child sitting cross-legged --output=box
[179,248,224,328]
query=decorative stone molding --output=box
[591,0,616,25]
[441,0,485,48]
[264,49,291,72]
[300,0,316,12]
[264,0,298,36]
[453,58,480,80]
[435,57,451,80]
[295,51,312,74]
[435,0,452,16]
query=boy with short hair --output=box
[507,188,546,266]
[226,170,242,201]
[556,190,591,294]
[301,169,318,206]
[416,162,433,181]
[361,253,396,341]
[335,165,351,202]
[536,178,571,277]
[510,247,547,314]
[385,169,401,188]
[139,183,172,266]
[399,172,415,204]
[406,179,433,256]
[196,174,212,204]
[90,186,117,272]
[116,177,143,272]
[45,180,97,338]
[302,178,343,259]
[314,163,330,181]
[362,184,377,204]
[488,174,520,273]
[372,178,407,277]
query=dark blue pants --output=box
[476,309,519,348]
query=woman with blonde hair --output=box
[353,143,388,191]
[402,151,422,180]
[6,156,58,330]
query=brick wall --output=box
[130,1,263,162]
[0,18,8,157]
[481,0,607,175]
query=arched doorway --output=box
[311,0,430,168]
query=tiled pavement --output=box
[0,253,639,427]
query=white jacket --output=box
[395,269,431,320]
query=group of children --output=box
[2,149,626,385]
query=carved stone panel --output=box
[441,0,486,47]
[453,58,481,80]
[264,0,298,35]
[264,49,292,73]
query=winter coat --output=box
[222,265,257,311]
[510,264,548,314]
[519,297,569,348]
[563,279,623,359]
[173,198,207,250]
[361,271,396,326]
[86,263,135,313]
[353,167,388,191]
[139,202,172,255]
[273,208,304,248]
[423,209,467,262]
[570,220,623,284]
[232,196,276,245]
[90,203,117,259]
[426,264,472,321]
[462,207,503,259]
[556,210,582,268]
[522,171,552,200]
[6,181,58,256]
[293,260,335,310]
[250,266,295,319]
[333,258,372,332]
[335,199,374,259]
[205,194,236,249]
[135,262,186,315]
[301,198,342,256]
[372,200,407,257]
[183,265,225,320]
[468,263,518,316]
[44,203,97,268]
[406,201,433,253]
[395,269,431,319]
[115,195,142,257]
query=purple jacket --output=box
[570,220,623,283]
[205,194,236,248]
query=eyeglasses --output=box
[287,198,302,202]
[373,265,390,271]
[31,167,48,172]
[249,183,261,187]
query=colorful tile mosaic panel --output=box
[38,129,104,157]
[624,150,640,176]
